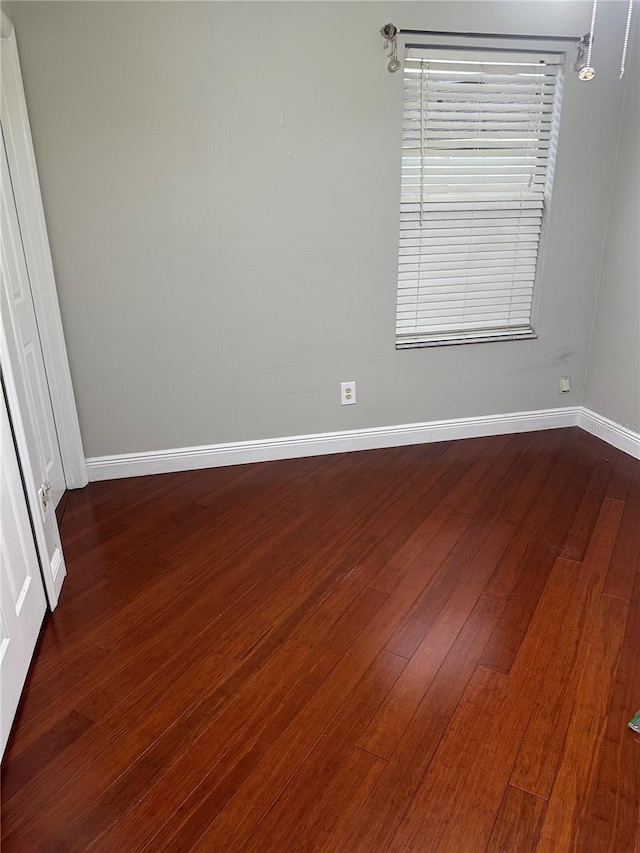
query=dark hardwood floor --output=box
[2,427,639,851]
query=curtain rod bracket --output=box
[380,23,400,72]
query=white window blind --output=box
[396,46,565,347]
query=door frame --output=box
[1,12,87,490]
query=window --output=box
[396,46,565,348]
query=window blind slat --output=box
[398,288,534,301]
[400,228,540,239]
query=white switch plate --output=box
[560,375,571,393]
[341,381,356,405]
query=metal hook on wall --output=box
[381,23,401,72]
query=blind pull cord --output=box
[578,0,598,80]
[620,0,635,79]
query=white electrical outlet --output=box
[341,381,356,405]
[560,375,571,393]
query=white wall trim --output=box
[1,14,87,488]
[578,408,640,461]
[86,406,582,482]
[86,406,640,482]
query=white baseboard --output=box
[578,408,640,461]
[85,406,582,482]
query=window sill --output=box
[396,330,538,349]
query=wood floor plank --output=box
[7,453,384,754]
[559,442,617,563]
[6,504,304,756]
[560,489,607,562]
[367,437,504,594]
[570,569,640,853]
[12,480,340,764]
[60,460,296,596]
[562,427,611,467]
[285,746,387,853]
[427,499,626,853]
[2,430,639,852]
[295,443,498,644]
[499,430,568,527]
[478,461,594,673]
[605,448,636,501]
[325,571,512,851]
[1,643,238,841]
[384,665,508,853]
[391,556,582,852]
[379,513,476,658]
[238,650,407,853]
[6,638,306,849]
[602,494,640,601]
[534,594,629,852]
[10,452,408,764]
[359,520,516,759]
[1,710,94,803]
[384,449,539,662]
[486,785,547,853]
[18,460,312,671]
[210,448,438,659]
[287,449,489,651]
[313,448,572,849]
[83,587,390,853]
[158,526,488,851]
[508,560,592,800]
[454,432,539,520]
[511,498,628,801]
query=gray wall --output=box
[584,18,640,434]
[4,1,630,457]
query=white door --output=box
[0,387,48,756]
[1,14,87,494]
[1,130,67,606]
[1,132,65,506]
